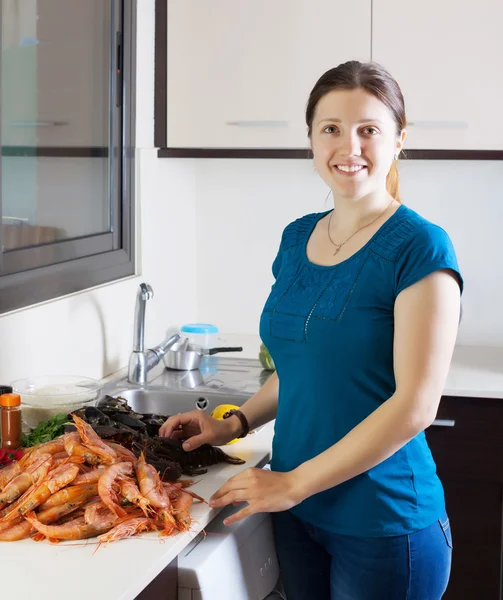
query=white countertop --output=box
[3,343,501,599]
[1,422,275,600]
[444,345,503,399]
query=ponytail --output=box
[386,160,401,203]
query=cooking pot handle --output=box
[206,346,243,355]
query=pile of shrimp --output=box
[0,414,206,545]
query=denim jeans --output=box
[272,510,452,600]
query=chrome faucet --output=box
[128,283,180,385]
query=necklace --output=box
[327,199,395,256]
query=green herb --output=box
[21,413,69,448]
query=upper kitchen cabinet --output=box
[164,0,371,149]
[372,0,503,151]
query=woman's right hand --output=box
[159,410,240,451]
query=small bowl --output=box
[11,375,102,429]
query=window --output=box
[0,0,135,314]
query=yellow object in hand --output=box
[210,404,241,445]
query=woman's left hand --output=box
[209,468,303,526]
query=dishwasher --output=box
[178,502,285,600]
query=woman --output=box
[160,61,463,599]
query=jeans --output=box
[272,510,452,600]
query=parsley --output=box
[21,413,69,448]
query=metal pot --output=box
[163,339,243,371]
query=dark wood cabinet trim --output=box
[157,148,503,160]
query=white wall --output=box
[191,158,503,347]
[0,1,501,387]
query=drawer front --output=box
[425,396,503,484]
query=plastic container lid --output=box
[0,386,13,395]
[0,393,21,407]
[180,323,219,334]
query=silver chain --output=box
[327,198,395,256]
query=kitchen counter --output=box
[0,422,275,600]
[443,345,503,399]
[3,344,502,600]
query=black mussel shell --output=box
[111,412,147,431]
[83,406,116,427]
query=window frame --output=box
[0,0,136,314]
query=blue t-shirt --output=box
[260,204,463,537]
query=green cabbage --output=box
[259,343,275,371]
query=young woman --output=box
[160,61,463,600]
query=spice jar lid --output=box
[0,386,13,395]
[0,393,21,407]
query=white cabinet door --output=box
[167,0,371,149]
[372,0,503,150]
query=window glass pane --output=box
[1,0,111,250]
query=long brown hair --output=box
[306,61,406,203]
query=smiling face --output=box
[309,88,406,200]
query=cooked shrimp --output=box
[0,514,23,533]
[37,498,90,524]
[163,481,207,504]
[0,452,35,490]
[0,454,52,507]
[0,462,20,491]
[135,453,177,531]
[71,465,106,485]
[70,414,117,463]
[25,512,112,541]
[135,453,170,509]
[171,489,193,531]
[0,519,33,541]
[119,478,153,517]
[63,432,102,465]
[97,517,157,545]
[38,483,99,511]
[31,438,65,458]
[84,501,118,529]
[105,442,137,463]
[98,462,133,518]
[0,463,79,523]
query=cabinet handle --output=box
[226,120,290,128]
[407,121,468,128]
[8,121,69,127]
[431,419,456,427]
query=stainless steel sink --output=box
[102,387,249,417]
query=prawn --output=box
[105,442,137,463]
[98,462,133,517]
[97,517,157,545]
[70,414,117,463]
[0,519,33,541]
[30,439,66,459]
[0,454,52,507]
[38,483,99,511]
[37,498,92,524]
[84,501,118,529]
[163,481,207,504]
[0,463,79,524]
[25,512,113,542]
[119,478,153,517]
[63,432,102,465]
[162,483,197,531]
[71,465,106,485]
[135,454,177,532]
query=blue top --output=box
[260,204,463,537]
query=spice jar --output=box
[0,392,22,450]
